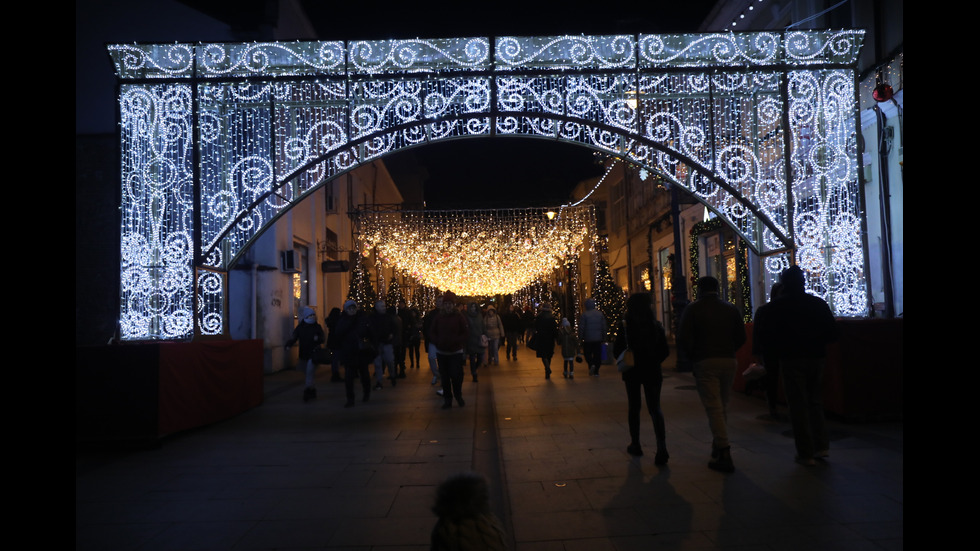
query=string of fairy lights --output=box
[109,31,868,340]
[357,206,596,297]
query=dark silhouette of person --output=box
[755,266,839,465]
[677,276,746,473]
[613,293,671,463]
[750,282,784,419]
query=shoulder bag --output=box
[616,320,635,373]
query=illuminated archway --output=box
[109,31,867,340]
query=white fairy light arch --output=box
[108,30,867,340]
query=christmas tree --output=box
[593,260,625,340]
[385,276,404,310]
[347,257,377,310]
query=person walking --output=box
[368,300,400,389]
[558,318,578,379]
[285,306,326,402]
[394,298,412,377]
[750,282,784,419]
[422,296,443,386]
[522,305,535,344]
[677,276,746,473]
[405,306,422,370]
[334,300,374,408]
[756,266,839,465]
[430,292,469,409]
[578,297,607,376]
[501,305,522,361]
[465,302,488,382]
[483,306,503,366]
[532,303,559,379]
[613,293,671,463]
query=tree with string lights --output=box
[593,259,625,340]
[385,276,404,309]
[347,258,377,310]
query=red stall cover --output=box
[158,340,264,436]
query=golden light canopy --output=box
[358,206,596,296]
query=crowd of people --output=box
[289,264,838,473]
[287,265,840,551]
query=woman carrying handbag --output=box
[613,293,670,463]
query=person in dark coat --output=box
[285,306,326,402]
[334,299,374,407]
[403,306,422,370]
[368,300,400,389]
[521,306,535,343]
[756,266,839,465]
[750,282,784,419]
[613,293,670,463]
[501,305,522,361]
[422,296,443,386]
[558,318,578,379]
[577,298,607,376]
[532,303,559,379]
[430,291,469,409]
[465,302,487,382]
[677,276,746,473]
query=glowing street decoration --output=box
[359,207,595,296]
[108,30,867,340]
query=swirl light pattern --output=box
[110,30,868,340]
[358,207,596,296]
[349,37,490,74]
[197,269,225,336]
[787,69,866,315]
[496,35,636,70]
[119,83,195,339]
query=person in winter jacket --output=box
[559,318,578,379]
[578,298,607,376]
[465,302,488,382]
[501,305,523,361]
[285,306,326,402]
[368,300,400,389]
[613,293,671,463]
[430,292,469,409]
[677,277,746,473]
[532,303,559,379]
[334,300,374,407]
[483,306,504,366]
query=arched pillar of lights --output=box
[108,30,867,341]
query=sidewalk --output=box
[76,351,903,550]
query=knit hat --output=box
[301,306,315,319]
[442,291,457,304]
[561,317,570,327]
[343,299,357,310]
[585,298,596,309]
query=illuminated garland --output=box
[110,31,868,341]
[358,207,596,297]
[688,218,752,322]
